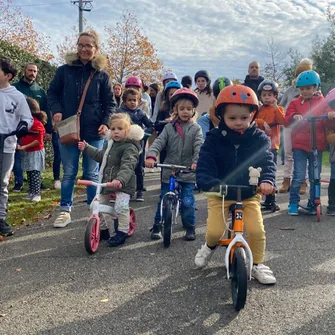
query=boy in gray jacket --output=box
[146,88,203,241]
[0,57,33,236]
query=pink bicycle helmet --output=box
[162,72,178,83]
[326,88,335,109]
[170,88,199,108]
[125,76,142,88]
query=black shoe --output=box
[0,219,14,236]
[136,191,144,202]
[184,227,196,241]
[12,183,23,192]
[107,231,127,247]
[100,229,110,241]
[261,201,280,211]
[150,222,162,240]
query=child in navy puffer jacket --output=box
[196,85,277,285]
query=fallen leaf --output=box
[0,236,3,242]
[16,268,22,272]
[21,218,26,224]
[0,313,7,317]
[280,227,295,231]
[100,298,109,303]
[43,213,52,220]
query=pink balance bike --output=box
[77,180,136,254]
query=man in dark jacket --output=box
[243,61,264,94]
[12,63,56,191]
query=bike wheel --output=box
[127,208,136,236]
[84,218,100,254]
[163,198,173,248]
[316,205,321,222]
[231,247,248,311]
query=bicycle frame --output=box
[77,180,118,219]
[217,185,256,280]
[156,163,188,224]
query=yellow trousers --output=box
[206,194,265,264]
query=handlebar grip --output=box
[77,179,93,186]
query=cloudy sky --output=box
[9,0,335,82]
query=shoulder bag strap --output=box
[77,70,97,116]
[76,70,97,140]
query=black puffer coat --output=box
[47,53,116,141]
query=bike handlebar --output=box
[303,115,329,121]
[209,184,257,196]
[0,130,39,139]
[155,163,191,171]
[77,179,114,188]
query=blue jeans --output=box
[52,132,61,180]
[58,139,103,212]
[13,142,23,185]
[155,182,196,227]
[289,149,322,204]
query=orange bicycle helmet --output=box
[215,85,259,119]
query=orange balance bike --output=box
[210,169,261,311]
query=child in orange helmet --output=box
[255,79,285,210]
[196,85,276,285]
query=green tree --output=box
[281,48,303,88]
[0,40,56,90]
[311,7,335,94]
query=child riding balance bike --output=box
[195,85,277,286]
[78,113,143,251]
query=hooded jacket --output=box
[47,53,116,141]
[196,122,276,200]
[83,124,144,196]
[243,75,265,94]
[285,94,327,152]
[0,85,33,153]
[117,104,154,134]
[147,121,203,183]
[13,77,52,134]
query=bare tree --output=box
[263,37,286,84]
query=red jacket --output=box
[285,95,327,152]
[20,116,45,152]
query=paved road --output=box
[1,166,335,335]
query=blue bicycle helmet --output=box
[296,70,321,88]
[164,81,182,98]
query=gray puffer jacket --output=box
[147,121,203,183]
[84,125,144,195]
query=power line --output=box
[0,1,70,7]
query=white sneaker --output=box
[23,194,33,200]
[252,264,276,285]
[195,244,215,268]
[54,180,61,190]
[31,195,41,202]
[53,211,71,228]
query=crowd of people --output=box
[1,29,335,286]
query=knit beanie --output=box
[295,58,313,78]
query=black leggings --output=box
[27,170,41,196]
